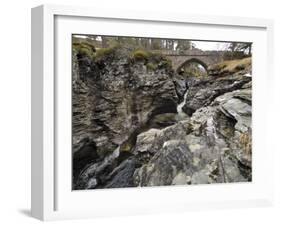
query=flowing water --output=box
[177,88,189,119]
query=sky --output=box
[73,35,231,51]
[192,41,230,51]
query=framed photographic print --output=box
[31,4,274,221]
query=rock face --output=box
[134,87,252,186]
[182,74,251,116]
[72,45,252,189]
[173,75,187,102]
[72,48,179,188]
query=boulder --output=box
[173,75,187,102]
[182,73,251,116]
[133,88,252,186]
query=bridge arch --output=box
[163,49,225,73]
[176,58,209,75]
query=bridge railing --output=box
[150,49,226,56]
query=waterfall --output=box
[177,89,189,118]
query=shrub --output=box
[149,51,163,61]
[131,49,150,61]
[73,42,96,60]
[223,51,247,61]
[149,52,172,69]
[95,45,119,60]
[146,62,157,71]
[160,59,172,68]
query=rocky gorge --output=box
[72,43,252,189]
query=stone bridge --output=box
[154,49,225,73]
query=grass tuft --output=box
[209,57,251,75]
[73,42,96,60]
[131,49,150,61]
[95,45,119,60]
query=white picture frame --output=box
[31,4,274,221]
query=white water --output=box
[177,89,189,118]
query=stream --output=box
[176,87,189,119]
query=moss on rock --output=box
[73,42,96,60]
[131,49,150,61]
[95,45,120,60]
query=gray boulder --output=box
[182,74,251,116]
[133,88,252,186]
